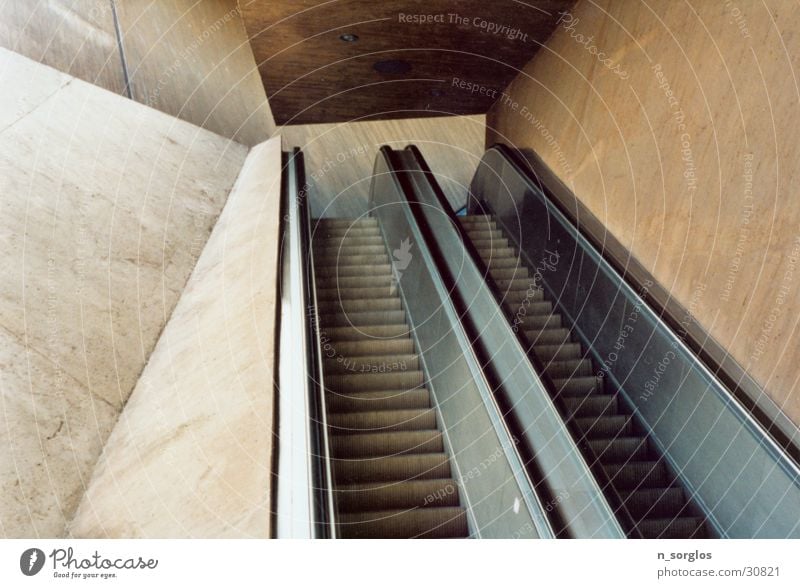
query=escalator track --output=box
[311,217,469,538]
[458,214,711,539]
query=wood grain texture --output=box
[242,0,573,124]
[0,0,127,94]
[116,0,275,145]
[0,48,248,537]
[282,114,486,218]
[70,137,282,538]
[487,0,800,428]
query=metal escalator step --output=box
[503,300,553,315]
[515,313,561,329]
[588,437,650,463]
[534,343,583,362]
[551,376,602,396]
[331,430,443,458]
[322,324,411,341]
[328,339,415,356]
[333,453,451,484]
[636,517,707,539]
[490,267,529,280]
[484,256,526,269]
[562,394,618,417]
[476,246,517,259]
[315,264,393,277]
[314,236,385,248]
[543,358,594,379]
[323,353,419,374]
[524,328,571,345]
[317,227,381,238]
[319,309,406,326]
[604,461,672,490]
[316,244,388,257]
[462,229,504,240]
[325,371,425,393]
[316,218,377,228]
[619,487,686,519]
[327,388,431,413]
[459,215,496,228]
[328,409,436,434]
[315,253,390,266]
[494,277,537,291]
[317,286,400,300]
[498,288,544,304]
[317,297,401,314]
[470,237,508,250]
[335,479,460,512]
[574,415,635,438]
[315,275,395,289]
[338,507,468,538]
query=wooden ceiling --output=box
[241,0,573,125]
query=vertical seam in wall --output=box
[109,0,132,99]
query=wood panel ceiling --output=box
[241,0,574,125]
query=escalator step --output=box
[317,297,401,314]
[484,256,526,269]
[319,309,406,326]
[470,237,509,250]
[462,229,505,241]
[335,479,460,512]
[459,216,496,228]
[588,437,650,463]
[315,253,390,266]
[338,507,468,538]
[574,415,634,438]
[317,218,378,228]
[494,277,539,291]
[637,517,707,539]
[325,371,425,393]
[562,394,618,417]
[331,430,443,458]
[534,343,583,361]
[503,300,554,316]
[476,247,517,259]
[314,236,385,248]
[544,358,594,379]
[317,286,400,300]
[498,288,545,304]
[328,339,415,356]
[323,353,419,374]
[551,376,603,396]
[316,244,388,257]
[334,453,451,484]
[323,324,411,341]
[315,275,395,289]
[315,264,393,277]
[514,313,561,329]
[619,487,686,518]
[327,388,431,413]
[317,227,381,238]
[490,267,529,280]
[328,409,437,433]
[524,328,572,345]
[605,461,672,490]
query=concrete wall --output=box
[487,0,800,429]
[0,48,248,537]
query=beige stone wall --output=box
[0,48,248,537]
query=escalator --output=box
[459,214,708,538]
[276,145,800,539]
[311,217,468,538]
